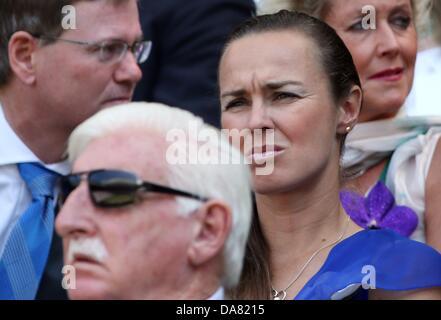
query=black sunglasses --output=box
[58,169,208,208]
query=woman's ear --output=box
[336,85,362,134]
[187,200,232,267]
[8,31,39,85]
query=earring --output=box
[345,126,352,133]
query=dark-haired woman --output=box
[258,0,441,253]
[219,10,441,300]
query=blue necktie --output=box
[0,163,60,299]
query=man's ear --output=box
[336,85,362,134]
[8,31,39,85]
[187,200,232,267]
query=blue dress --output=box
[295,229,441,300]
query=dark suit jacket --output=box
[133,0,256,127]
[36,221,67,299]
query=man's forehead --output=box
[62,0,142,40]
[73,128,169,182]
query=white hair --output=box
[67,102,252,289]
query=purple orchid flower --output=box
[340,181,418,237]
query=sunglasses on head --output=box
[58,169,208,208]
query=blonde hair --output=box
[258,0,431,34]
[431,0,441,44]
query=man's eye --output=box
[95,42,125,62]
[87,44,101,53]
[102,43,122,55]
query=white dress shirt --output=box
[0,104,70,257]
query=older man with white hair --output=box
[55,102,252,299]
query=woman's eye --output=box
[391,16,411,29]
[349,20,365,31]
[274,92,299,101]
[224,99,246,110]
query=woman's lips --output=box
[368,68,404,82]
[248,146,286,163]
[250,150,285,163]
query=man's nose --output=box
[55,182,97,239]
[114,51,143,85]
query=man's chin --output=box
[68,282,114,300]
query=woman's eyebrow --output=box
[221,89,246,99]
[266,80,303,89]
[390,4,412,15]
[221,81,305,98]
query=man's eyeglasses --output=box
[34,35,152,64]
[58,169,208,208]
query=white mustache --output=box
[67,237,108,264]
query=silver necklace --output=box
[271,215,350,300]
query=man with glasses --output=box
[55,102,252,299]
[0,0,147,299]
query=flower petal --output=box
[340,190,370,228]
[378,205,419,237]
[366,182,395,222]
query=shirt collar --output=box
[0,103,71,175]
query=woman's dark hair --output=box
[222,10,362,299]
[223,9,361,104]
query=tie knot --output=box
[17,162,60,198]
